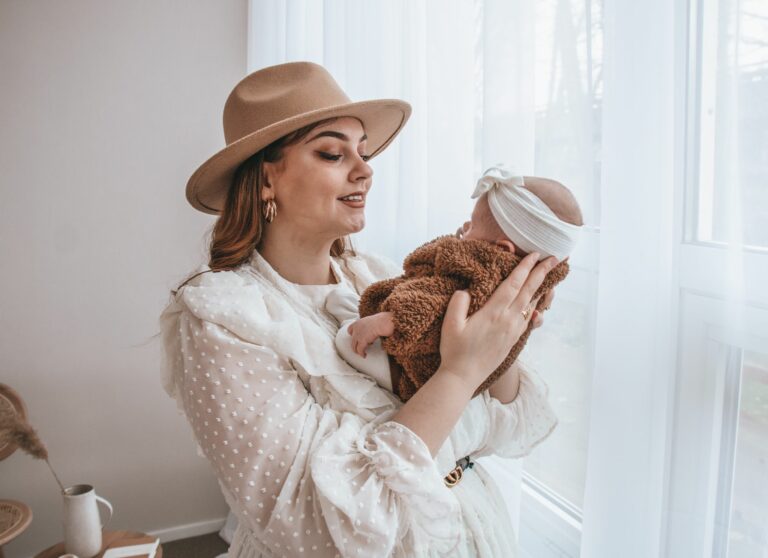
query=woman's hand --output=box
[437,253,559,389]
[530,288,555,329]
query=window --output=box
[525,0,603,510]
[518,1,603,556]
[666,0,768,554]
[665,293,768,556]
[715,350,768,556]
[690,0,768,249]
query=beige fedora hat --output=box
[186,61,412,214]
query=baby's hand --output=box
[347,312,395,357]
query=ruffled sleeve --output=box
[474,362,559,459]
[311,412,464,556]
[161,298,462,557]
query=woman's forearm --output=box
[390,362,523,458]
[389,367,476,458]
[488,362,522,404]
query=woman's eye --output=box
[318,151,371,162]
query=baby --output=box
[325,164,583,402]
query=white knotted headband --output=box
[471,164,581,261]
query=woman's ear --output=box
[261,161,277,195]
[494,239,516,253]
[260,177,274,202]
[260,184,273,203]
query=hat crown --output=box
[223,62,351,146]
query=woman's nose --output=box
[352,166,372,193]
[354,156,373,181]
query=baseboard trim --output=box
[147,517,228,543]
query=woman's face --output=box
[262,117,373,241]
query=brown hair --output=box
[172,117,357,294]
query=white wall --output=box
[0,1,247,555]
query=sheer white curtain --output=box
[245,1,767,556]
[248,0,544,536]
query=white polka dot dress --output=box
[159,249,558,558]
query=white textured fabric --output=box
[325,285,393,392]
[159,248,558,557]
[471,164,581,261]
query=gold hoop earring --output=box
[263,198,277,223]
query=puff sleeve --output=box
[474,362,559,459]
[172,308,462,557]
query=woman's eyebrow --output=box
[305,130,368,144]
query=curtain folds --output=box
[245,0,767,555]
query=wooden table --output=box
[34,530,163,558]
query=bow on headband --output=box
[470,164,581,261]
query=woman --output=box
[160,61,560,558]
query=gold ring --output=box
[521,309,529,319]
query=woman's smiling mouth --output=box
[338,193,365,208]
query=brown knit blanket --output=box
[358,235,569,402]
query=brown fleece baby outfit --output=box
[358,235,569,403]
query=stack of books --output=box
[101,535,160,558]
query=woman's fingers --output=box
[443,289,471,330]
[540,289,555,310]
[530,310,544,329]
[526,295,542,317]
[486,252,557,312]
[522,297,538,323]
[529,289,556,330]
[484,252,541,309]
[527,295,544,329]
[509,256,559,311]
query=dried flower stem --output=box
[0,407,66,492]
[45,456,66,493]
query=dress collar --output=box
[241,249,399,415]
[247,249,351,307]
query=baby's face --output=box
[457,195,506,242]
[455,195,521,255]
[456,178,583,259]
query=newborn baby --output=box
[325,164,583,402]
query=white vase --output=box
[62,484,113,558]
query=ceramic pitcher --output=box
[62,484,113,557]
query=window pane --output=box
[534,0,603,228]
[521,272,595,510]
[694,0,768,248]
[525,0,603,513]
[727,350,768,556]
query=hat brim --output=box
[186,99,411,215]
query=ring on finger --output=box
[521,308,530,320]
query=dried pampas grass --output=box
[0,406,65,492]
